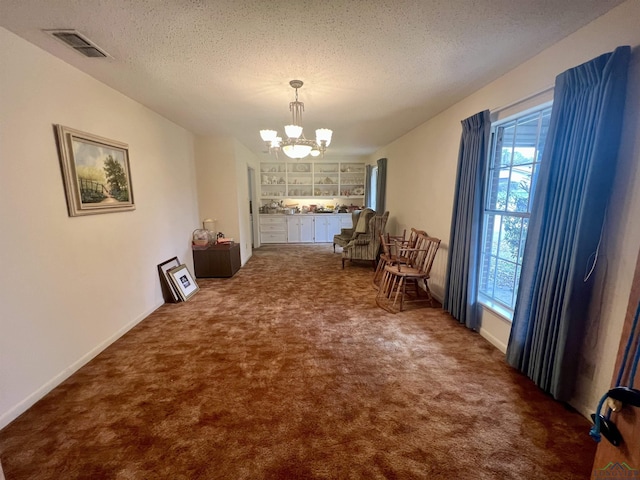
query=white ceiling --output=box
[0,0,625,158]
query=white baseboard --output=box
[479,327,508,353]
[569,398,594,420]
[0,301,163,430]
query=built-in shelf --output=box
[260,161,365,199]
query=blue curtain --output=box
[506,46,631,401]
[376,158,387,214]
[443,110,490,331]
[365,165,373,208]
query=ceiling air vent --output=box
[44,29,110,58]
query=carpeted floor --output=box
[0,244,595,479]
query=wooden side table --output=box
[192,243,241,278]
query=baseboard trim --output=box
[0,301,163,430]
[569,399,593,420]
[479,327,508,353]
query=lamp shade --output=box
[316,128,333,146]
[284,125,303,139]
[282,143,312,159]
[260,129,278,142]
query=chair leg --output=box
[376,269,399,313]
[371,260,377,271]
[392,277,404,308]
[424,281,434,306]
[376,270,388,301]
[341,258,345,269]
[379,269,392,299]
[333,243,336,253]
[373,259,384,288]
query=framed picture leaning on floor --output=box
[167,264,199,301]
[158,257,181,303]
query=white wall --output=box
[0,28,200,428]
[194,136,260,265]
[233,140,261,259]
[371,0,640,417]
[195,136,238,241]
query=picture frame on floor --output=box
[54,124,135,217]
[167,264,199,301]
[158,257,182,303]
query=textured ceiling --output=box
[0,0,626,158]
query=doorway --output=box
[247,166,260,249]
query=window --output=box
[369,166,378,211]
[479,106,552,315]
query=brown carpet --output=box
[0,244,595,479]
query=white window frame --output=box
[478,102,553,319]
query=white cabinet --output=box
[259,215,287,243]
[339,213,353,230]
[314,215,342,243]
[259,213,353,244]
[287,216,314,243]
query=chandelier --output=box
[260,80,332,159]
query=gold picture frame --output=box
[167,264,199,301]
[54,125,135,216]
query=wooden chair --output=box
[372,228,425,288]
[376,235,440,313]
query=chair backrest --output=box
[407,228,427,248]
[417,236,441,277]
[397,232,429,267]
[351,210,361,229]
[354,208,376,235]
[369,212,389,256]
[380,233,391,257]
[384,229,406,256]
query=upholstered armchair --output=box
[341,211,389,269]
[333,208,375,252]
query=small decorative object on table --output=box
[202,218,217,242]
[216,232,233,244]
[192,229,210,247]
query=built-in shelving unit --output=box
[260,161,365,200]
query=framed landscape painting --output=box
[55,125,135,216]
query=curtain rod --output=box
[491,84,555,114]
